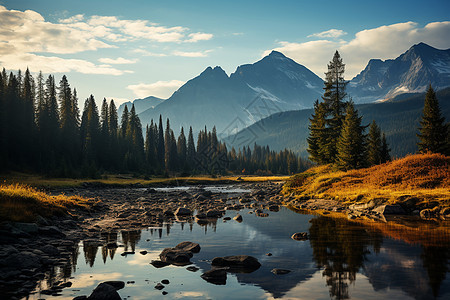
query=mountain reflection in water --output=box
[29,207,450,300]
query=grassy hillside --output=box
[226,87,450,158]
[283,153,450,208]
[0,184,95,222]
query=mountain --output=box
[349,43,450,103]
[225,87,450,158]
[137,51,323,133]
[117,96,164,118]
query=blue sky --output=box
[1,0,449,105]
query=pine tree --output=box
[417,85,449,155]
[108,100,119,169]
[380,133,391,163]
[307,100,328,164]
[322,50,348,163]
[367,120,382,166]
[126,104,145,171]
[156,115,165,171]
[177,127,187,171]
[187,126,196,171]
[100,98,110,167]
[80,95,100,163]
[335,102,367,171]
[164,118,173,171]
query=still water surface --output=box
[29,194,450,299]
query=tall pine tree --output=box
[307,100,328,164]
[366,120,382,166]
[417,85,449,155]
[335,102,367,171]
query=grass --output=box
[283,153,450,209]
[1,173,289,188]
[0,183,96,222]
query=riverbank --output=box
[283,153,450,220]
[1,173,290,189]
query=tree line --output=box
[0,68,309,177]
[307,51,449,171]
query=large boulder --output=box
[175,241,201,253]
[87,282,121,300]
[159,248,193,265]
[233,214,243,222]
[372,204,406,215]
[174,207,192,216]
[211,255,261,270]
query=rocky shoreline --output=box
[1,180,448,299]
[0,181,284,299]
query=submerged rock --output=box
[291,232,308,241]
[271,268,291,275]
[150,260,170,268]
[175,241,201,253]
[201,268,227,285]
[174,207,192,216]
[211,255,261,270]
[87,282,121,300]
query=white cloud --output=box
[308,29,347,39]
[0,53,132,75]
[127,80,185,99]
[0,5,213,75]
[266,21,450,79]
[132,49,167,57]
[186,32,213,43]
[98,57,138,64]
[172,50,213,57]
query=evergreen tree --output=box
[0,70,5,168]
[156,115,165,171]
[22,68,35,157]
[380,133,391,163]
[187,126,196,171]
[322,50,348,163]
[80,95,100,163]
[335,102,367,171]
[108,100,119,169]
[417,85,449,155]
[177,127,187,171]
[367,120,382,166]
[100,98,110,167]
[125,104,145,171]
[307,100,328,164]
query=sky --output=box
[1,0,449,105]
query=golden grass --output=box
[1,173,289,188]
[284,153,450,207]
[0,183,95,222]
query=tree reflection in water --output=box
[309,216,383,300]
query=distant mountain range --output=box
[349,42,450,103]
[118,96,164,118]
[225,87,450,158]
[118,42,450,152]
[120,50,324,133]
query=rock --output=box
[159,248,193,265]
[140,250,148,255]
[233,214,243,222]
[206,210,223,218]
[162,291,168,295]
[175,241,201,253]
[271,268,291,275]
[161,279,170,284]
[291,232,308,241]
[102,281,125,290]
[372,204,406,215]
[266,253,272,256]
[201,268,227,285]
[120,251,135,256]
[41,244,60,256]
[420,208,435,218]
[268,205,279,212]
[146,188,157,193]
[440,207,450,217]
[39,226,66,238]
[211,255,261,270]
[174,207,192,216]
[13,222,38,234]
[186,266,199,272]
[154,283,165,290]
[223,217,231,221]
[150,260,170,268]
[73,296,88,300]
[87,282,121,300]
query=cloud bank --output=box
[127,80,185,99]
[265,21,450,78]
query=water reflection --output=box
[29,208,450,300]
[309,217,384,299]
